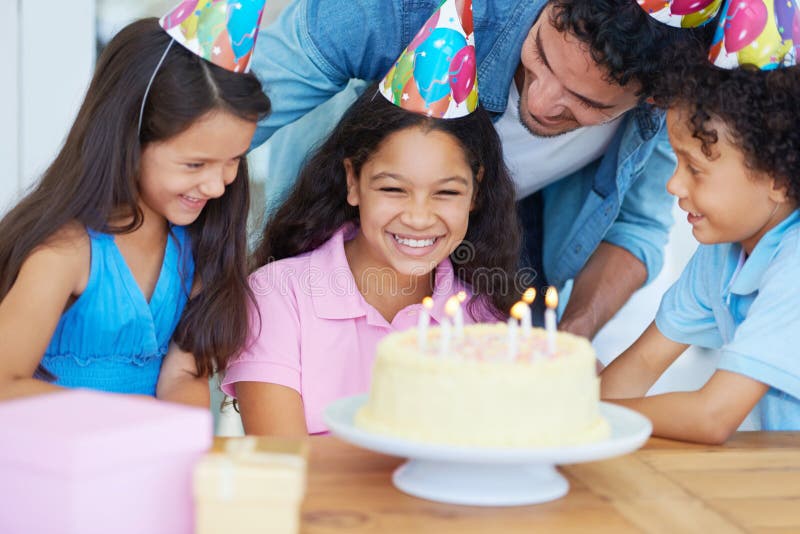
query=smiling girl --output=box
[0,16,270,404]
[222,83,522,436]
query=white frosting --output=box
[356,324,610,447]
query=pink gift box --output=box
[0,389,212,534]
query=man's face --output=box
[517,5,641,137]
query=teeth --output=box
[393,234,436,248]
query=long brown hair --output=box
[253,85,521,319]
[0,18,271,377]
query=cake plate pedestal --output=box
[324,395,651,507]
[393,460,568,506]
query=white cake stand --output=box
[324,394,652,507]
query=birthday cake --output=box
[355,324,610,448]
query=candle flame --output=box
[445,296,460,317]
[510,301,527,320]
[422,296,434,310]
[457,290,467,303]
[522,287,536,305]
[545,287,558,309]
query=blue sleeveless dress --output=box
[41,226,195,395]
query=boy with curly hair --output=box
[601,63,800,443]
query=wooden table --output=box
[300,433,800,533]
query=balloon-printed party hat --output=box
[709,0,798,69]
[160,0,267,73]
[637,0,723,27]
[379,0,478,119]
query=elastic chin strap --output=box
[754,201,784,248]
[767,201,781,222]
[138,39,175,137]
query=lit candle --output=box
[452,292,466,340]
[520,287,536,337]
[508,302,527,360]
[445,296,461,340]
[439,297,460,357]
[439,318,452,358]
[545,287,558,355]
[417,296,434,350]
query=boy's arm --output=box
[601,321,688,398]
[235,382,308,437]
[0,227,89,400]
[156,343,210,408]
[610,370,768,445]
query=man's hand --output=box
[558,242,647,340]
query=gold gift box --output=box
[194,436,309,534]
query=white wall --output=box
[0,0,96,215]
[0,0,20,214]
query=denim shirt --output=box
[251,0,676,288]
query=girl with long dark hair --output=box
[0,15,270,404]
[222,82,522,435]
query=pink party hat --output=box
[160,0,267,73]
[637,0,723,27]
[380,0,478,119]
[709,0,798,69]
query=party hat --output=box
[709,0,798,69]
[379,0,478,119]
[637,0,723,27]
[160,0,267,73]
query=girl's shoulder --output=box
[40,221,90,259]
[249,251,315,291]
[38,220,89,247]
[35,222,90,270]
[22,221,91,296]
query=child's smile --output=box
[139,110,256,227]
[178,194,208,212]
[389,232,442,257]
[686,212,703,224]
[345,126,475,279]
[666,107,793,255]
[682,206,704,226]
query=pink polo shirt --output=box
[222,225,489,434]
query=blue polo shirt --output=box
[655,211,800,431]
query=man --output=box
[249,0,714,338]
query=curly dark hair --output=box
[252,84,523,319]
[653,63,800,205]
[549,0,718,97]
